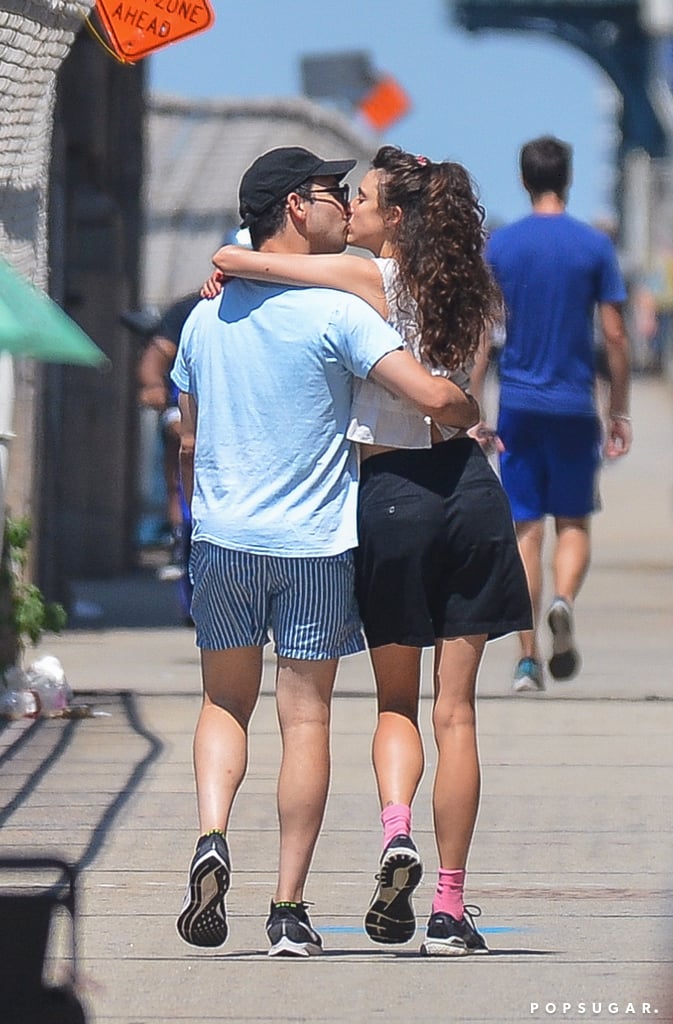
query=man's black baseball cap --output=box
[239,146,356,227]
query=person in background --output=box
[137,293,200,612]
[471,135,632,695]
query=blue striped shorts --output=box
[189,541,365,660]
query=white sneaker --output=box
[512,657,545,693]
[157,562,184,582]
[547,597,581,680]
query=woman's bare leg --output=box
[431,635,486,871]
[370,644,424,811]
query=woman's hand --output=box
[200,269,227,299]
[468,421,505,455]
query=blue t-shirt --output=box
[171,281,402,557]
[487,213,627,415]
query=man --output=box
[137,292,199,595]
[472,135,632,694]
[171,146,479,956]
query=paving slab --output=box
[1,375,672,1023]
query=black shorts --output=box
[355,438,533,649]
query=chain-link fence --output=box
[0,1,93,528]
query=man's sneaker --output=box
[158,527,185,582]
[157,561,184,582]
[420,905,489,957]
[547,597,581,680]
[176,831,230,947]
[364,834,423,944]
[266,901,323,957]
[512,656,545,693]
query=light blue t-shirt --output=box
[171,281,403,557]
[487,213,627,416]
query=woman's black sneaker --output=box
[176,831,230,947]
[266,901,323,957]
[420,905,489,957]
[364,834,423,944]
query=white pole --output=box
[0,351,15,552]
[640,0,673,36]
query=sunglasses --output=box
[308,184,350,207]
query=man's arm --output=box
[369,349,479,429]
[467,331,505,453]
[469,332,491,409]
[599,301,632,458]
[137,336,177,410]
[177,391,197,507]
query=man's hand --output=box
[604,414,632,459]
[137,335,177,410]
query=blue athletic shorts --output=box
[497,408,602,521]
[189,541,365,660]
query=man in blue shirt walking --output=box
[472,136,632,694]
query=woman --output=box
[203,146,532,956]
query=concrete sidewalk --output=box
[1,375,672,1023]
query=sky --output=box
[148,0,619,226]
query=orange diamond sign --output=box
[358,75,411,133]
[95,0,215,61]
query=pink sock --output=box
[381,803,412,849]
[432,868,465,920]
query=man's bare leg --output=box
[552,516,591,602]
[194,646,264,831]
[274,657,337,903]
[515,518,545,661]
[263,657,337,958]
[177,645,263,947]
[546,516,590,680]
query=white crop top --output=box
[347,257,471,448]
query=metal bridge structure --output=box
[450,1,672,160]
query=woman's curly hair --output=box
[372,145,502,370]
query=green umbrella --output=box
[0,257,108,560]
[0,256,107,366]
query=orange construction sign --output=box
[358,75,411,133]
[94,0,215,61]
